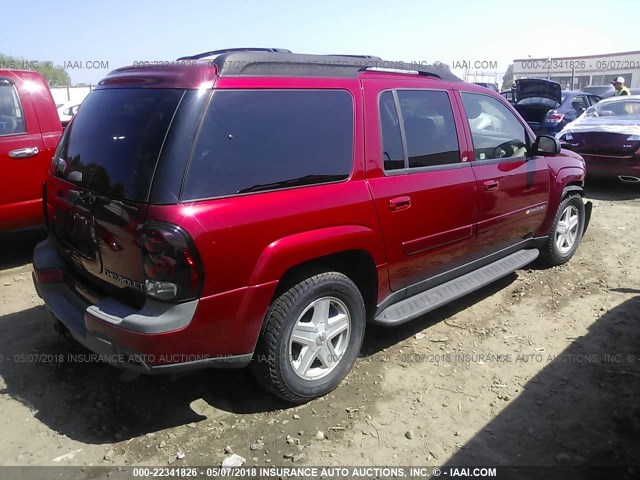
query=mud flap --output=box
[583,201,593,237]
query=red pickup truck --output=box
[0,70,62,233]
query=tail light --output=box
[136,223,204,302]
[544,111,565,123]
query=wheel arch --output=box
[248,225,383,320]
[537,168,585,236]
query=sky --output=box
[2,0,638,84]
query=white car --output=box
[57,101,82,126]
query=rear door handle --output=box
[389,196,411,211]
[483,180,499,191]
[9,147,39,159]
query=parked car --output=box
[581,85,614,97]
[512,79,601,135]
[33,50,591,402]
[473,82,499,92]
[0,69,62,233]
[599,88,640,99]
[57,100,82,128]
[500,89,516,104]
[557,96,640,183]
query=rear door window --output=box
[54,88,185,201]
[0,81,27,135]
[379,91,405,171]
[182,90,353,200]
[379,90,460,171]
[397,90,460,169]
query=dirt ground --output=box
[0,179,639,475]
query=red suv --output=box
[33,50,592,402]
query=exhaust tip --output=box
[618,175,640,183]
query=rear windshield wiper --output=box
[237,174,346,194]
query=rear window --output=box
[54,88,184,201]
[182,90,353,200]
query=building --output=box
[512,50,640,90]
[49,85,93,107]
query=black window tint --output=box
[56,88,184,201]
[396,90,460,168]
[461,93,527,161]
[380,91,405,170]
[183,90,353,200]
[0,83,27,135]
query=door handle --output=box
[9,147,39,159]
[483,180,499,191]
[389,196,411,211]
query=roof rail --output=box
[177,48,291,61]
[204,52,461,81]
[326,54,382,60]
[363,66,442,78]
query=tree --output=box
[433,61,450,71]
[501,64,514,91]
[0,53,71,86]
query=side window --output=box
[0,82,27,136]
[570,95,588,114]
[588,95,601,106]
[182,90,353,200]
[379,91,405,171]
[461,93,527,161]
[396,90,460,168]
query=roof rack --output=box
[207,52,461,81]
[325,54,382,60]
[177,48,292,61]
[363,66,445,78]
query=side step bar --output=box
[372,249,539,326]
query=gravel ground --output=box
[0,179,638,474]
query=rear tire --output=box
[251,272,366,403]
[539,194,585,267]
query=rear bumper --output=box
[32,237,273,373]
[581,153,640,178]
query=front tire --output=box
[251,272,366,403]
[539,194,585,266]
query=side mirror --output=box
[534,135,561,156]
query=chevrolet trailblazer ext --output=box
[33,49,591,402]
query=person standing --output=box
[611,76,631,96]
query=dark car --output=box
[581,85,614,97]
[500,89,516,104]
[473,82,499,92]
[512,79,601,135]
[33,49,591,402]
[557,96,640,183]
[599,88,640,99]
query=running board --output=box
[372,249,539,326]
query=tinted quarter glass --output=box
[379,91,405,171]
[183,90,353,200]
[461,93,527,161]
[0,83,27,135]
[55,88,184,201]
[396,90,460,168]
